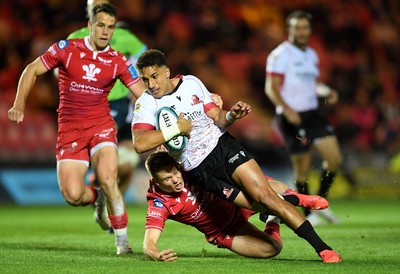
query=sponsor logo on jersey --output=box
[109,50,118,57]
[69,82,104,94]
[148,210,161,217]
[228,151,246,163]
[228,153,240,164]
[128,65,139,79]
[133,102,141,112]
[185,190,196,205]
[82,64,101,82]
[153,198,164,208]
[190,205,203,220]
[57,40,69,50]
[223,187,234,199]
[110,109,118,118]
[59,142,78,156]
[191,95,203,106]
[98,56,112,64]
[98,127,114,138]
[80,52,86,58]
[49,46,56,55]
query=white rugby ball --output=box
[156,107,188,151]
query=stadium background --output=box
[0,0,399,204]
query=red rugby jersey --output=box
[145,181,253,238]
[40,37,140,123]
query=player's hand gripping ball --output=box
[156,107,188,151]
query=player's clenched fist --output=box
[8,106,24,123]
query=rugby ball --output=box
[156,107,188,151]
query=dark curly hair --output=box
[136,49,167,71]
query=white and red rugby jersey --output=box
[131,75,223,171]
[266,41,320,113]
[40,37,140,123]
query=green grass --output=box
[1,199,399,273]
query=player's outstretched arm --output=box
[143,228,177,262]
[207,101,251,128]
[8,57,48,123]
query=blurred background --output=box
[0,0,399,205]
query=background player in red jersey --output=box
[67,0,148,234]
[143,151,331,262]
[8,3,145,255]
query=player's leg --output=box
[232,160,341,263]
[91,145,132,254]
[291,151,312,198]
[312,135,342,224]
[57,160,92,206]
[313,135,342,198]
[230,222,282,258]
[232,160,305,229]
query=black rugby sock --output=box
[282,194,300,206]
[294,220,332,253]
[318,170,336,198]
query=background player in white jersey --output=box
[131,49,341,263]
[8,3,145,255]
[143,151,330,261]
[265,10,343,225]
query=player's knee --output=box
[62,190,85,206]
[256,242,282,259]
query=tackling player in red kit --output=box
[143,151,331,262]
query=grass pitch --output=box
[0,199,399,273]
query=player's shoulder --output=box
[181,74,204,87]
[269,41,291,57]
[133,92,157,112]
[147,188,172,207]
[182,74,198,81]
[50,39,78,53]
[306,46,318,57]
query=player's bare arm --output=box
[265,75,301,126]
[207,101,251,128]
[8,57,48,123]
[128,80,147,99]
[143,228,177,262]
[132,115,191,154]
